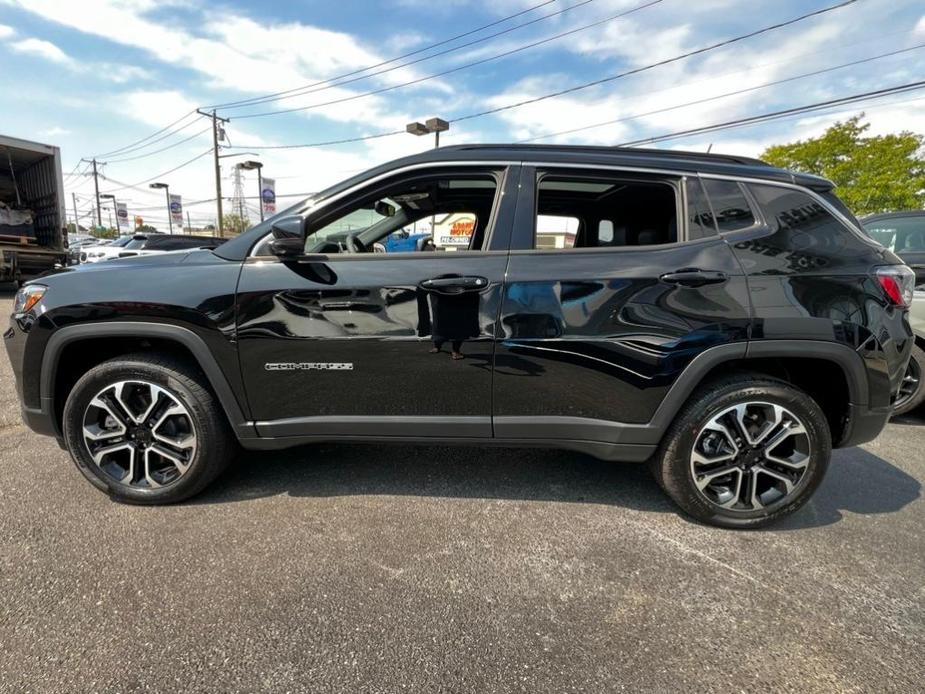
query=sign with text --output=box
[169,194,183,226]
[116,202,129,230]
[261,177,276,216]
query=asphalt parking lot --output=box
[0,291,922,693]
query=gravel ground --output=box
[0,291,922,693]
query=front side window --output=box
[701,179,757,232]
[301,172,499,255]
[533,171,678,250]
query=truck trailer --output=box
[0,134,67,285]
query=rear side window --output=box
[702,180,757,232]
[533,171,678,249]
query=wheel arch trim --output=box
[41,322,253,438]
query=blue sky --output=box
[1,0,923,229]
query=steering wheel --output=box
[344,233,366,254]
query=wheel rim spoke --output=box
[82,379,197,490]
[690,401,812,513]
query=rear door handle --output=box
[659,269,728,287]
[420,276,490,292]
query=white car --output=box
[79,235,135,263]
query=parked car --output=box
[861,211,925,288]
[894,289,925,416]
[79,234,135,263]
[4,145,915,528]
[114,233,225,259]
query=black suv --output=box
[5,145,915,528]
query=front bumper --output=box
[4,313,58,438]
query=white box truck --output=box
[0,134,67,285]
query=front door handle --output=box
[420,276,489,292]
[659,269,728,287]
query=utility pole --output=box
[91,158,102,228]
[197,108,230,237]
[186,211,192,235]
[71,192,79,236]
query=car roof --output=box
[861,210,925,222]
[325,143,835,194]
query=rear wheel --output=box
[63,353,234,504]
[892,343,925,417]
[653,375,831,529]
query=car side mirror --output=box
[268,237,304,258]
[270,214,305,240]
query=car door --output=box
[493,165,752,449]
[236,164,519,439]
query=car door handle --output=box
[419,276,489,292]
[659,269,728,287]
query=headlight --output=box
[13,285,46,314]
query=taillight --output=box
[875,266,915,307]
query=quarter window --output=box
[702,179,757,232]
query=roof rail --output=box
[447,143,770,168]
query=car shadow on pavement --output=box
[775,447,920,530]
[195,442,920,529]
[200,444,677,514]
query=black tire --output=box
[652,374,831,529]
[62,353,234,504]
[892,342,925,417]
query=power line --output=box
[217,0,605,114]
[516,43,925,142]
[230,0,858,148]
[450,0,857,125]
[232,0,662,120]
[104,126,213,163]
[618,80,925,146]
[90,110,200,159]
[98,149,213,193]
[206,0,562,110]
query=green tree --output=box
[761,115,925,216]
[135,224,158,234]
[222,213,250,236]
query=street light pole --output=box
[149,182,172,233]
[237,160,265,222]
[406,117,449,150]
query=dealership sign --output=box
[261,177,276,216]
[439,218,475,246]
[116,202,129,230]
[169,194,183,226]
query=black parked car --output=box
[5,145,915,528]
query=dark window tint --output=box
[685,178,716,239]
[820,191,861,229]
[748,183,848,250]
[702,180,756,232]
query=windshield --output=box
[123,237,147,250]
[106,236,133,248]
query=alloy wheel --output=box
[894,358,921,411]
[690,402,811,512]
[82,380,197,489]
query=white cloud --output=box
[40,125,70,137]
[0,23,14,39]
[9,37,72,64]
[7,0,436,130]
[916,15,925,35]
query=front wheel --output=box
[63,353,234,504]
[653,375,831,529]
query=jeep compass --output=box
[5,145,915,528]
